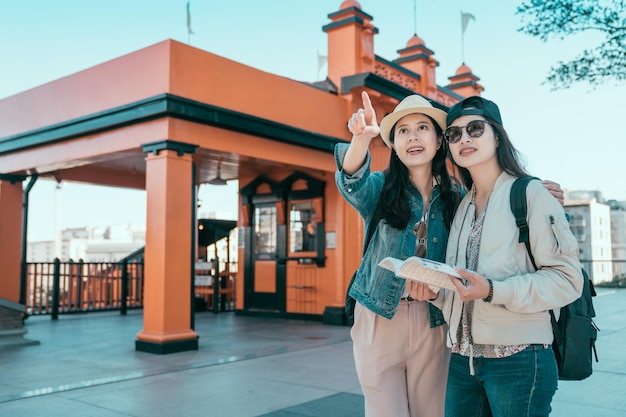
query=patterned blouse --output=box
[451,205,529,358]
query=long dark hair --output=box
[379,116,460,229]
[449,119,530,190]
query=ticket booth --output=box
[239,172,326,318]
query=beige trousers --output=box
[351,300,450,417]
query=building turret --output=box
[446,63,484,97]
[322,1,378,88]
[394,34,439,95]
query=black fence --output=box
[26,257,618,318]
[25,259,144,317]
[25,257,237,317]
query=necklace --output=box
[471,186,491,219]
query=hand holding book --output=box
[378,256,465,292]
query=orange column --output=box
[136,141,198,354]
[0,177,25,303]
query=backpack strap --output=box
[510,177,540,270]
[510,176,563,355]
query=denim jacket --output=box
[335,143,449,326]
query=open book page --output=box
[378,256,464,292]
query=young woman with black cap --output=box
[417,96,583,417]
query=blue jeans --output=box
[445,345,558,417]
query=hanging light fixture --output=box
[208,158,227,186]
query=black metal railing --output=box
[25,257,238,317]
[25,258,144,317]
[581,259,626,288]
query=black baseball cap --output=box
[447,96,503,127]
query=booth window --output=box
[254,205,277,259]
[289,201,317,253]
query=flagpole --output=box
[460,11,475,64]
[413,0,417,34]
[460,12,465,63]
[186,1,194,45]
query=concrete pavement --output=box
[0,288,624,416]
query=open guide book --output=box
[378,256,465,292]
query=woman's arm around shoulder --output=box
[492,180,583,311]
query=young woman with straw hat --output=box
[336,91,461,417]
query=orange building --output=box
[0,1,484,353]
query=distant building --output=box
[564,197,612,283]
[84,241,144,262]
[60,227,89,260]
[28,240,55,262]
[607,200,626,280]
[28,225,145,262]
[567,190,604,203]
[61,227,90,240]
[197,210,237,221]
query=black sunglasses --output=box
[444,119,491,144]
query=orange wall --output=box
[0,181,24,302]
[0,42,172,138]
[168,41,348,140]
[0,40,350,145]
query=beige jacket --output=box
[434,172,583,347]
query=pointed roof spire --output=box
[340,0,362,9]
[406,34,425,48]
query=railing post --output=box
[137,258,144,305]
[68,258,75,310]
[51,258,61,320]
[76,259,84,310]
[213,256,220,314]
[120,259,128,315]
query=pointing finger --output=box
[361,91,377,127]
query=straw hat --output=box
[379,95,447,148]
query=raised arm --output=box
[342,91,381,175]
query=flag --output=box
[461,12,475,35]
[317,51,328,75]
[187,2,194,35]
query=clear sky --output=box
[1,0,624,241]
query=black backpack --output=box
[510,176,599,381]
